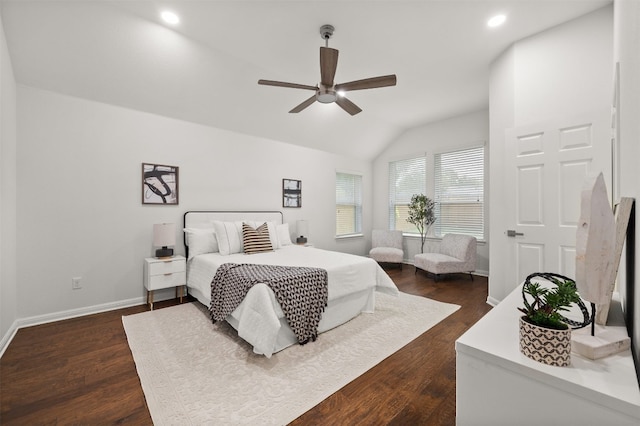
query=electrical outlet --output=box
[72,277,82,290]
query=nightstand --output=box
[143,255,186,310]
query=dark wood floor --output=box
[0,266,491,425]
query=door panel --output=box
[559,246,577,278]
[559,123,592,150]
[517,165,544,225]
[517,243,545,280]
[559,160,591,226]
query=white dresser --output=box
[456,283,640,425]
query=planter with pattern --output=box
[519,316,571,367]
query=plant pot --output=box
[519,316,571,366]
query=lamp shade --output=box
[153,223,175,257]
[296,220,308,244]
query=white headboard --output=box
[183,210,284,256]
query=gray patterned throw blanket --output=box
[210,263,328,345]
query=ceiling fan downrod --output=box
[320,24,334,48]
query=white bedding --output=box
[187,245,399,356]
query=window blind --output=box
[388,157,426,233]
[335,172,362,237]
[434,146,484,239]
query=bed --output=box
[183,210,399,357]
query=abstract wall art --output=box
[282,178,301,208]
[142,163,179,205]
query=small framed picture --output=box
[282,179,301,208]
[142,163,179,205]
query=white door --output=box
[505,110,611,286]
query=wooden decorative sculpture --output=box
[596,197,634,324]
[575,173,615,321]
[573,172,632,359]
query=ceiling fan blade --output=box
[320,47,339,87]
[335,96,362,115]
[258,80,317,91]
[335,74,397,92]
[289,95,317,113]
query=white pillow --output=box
[276,223,293,246]
[184,228,218,259]
[213,221,244,255]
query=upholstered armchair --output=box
[414,234,477,281]
[369,230,404,269]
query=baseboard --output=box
[486,296,500,307]
[0,296,145,359]
[0,320,19,359]
[371,257,489,277]
[404,260,489,278]
[15,297,146,329]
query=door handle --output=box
[507,230,524,237]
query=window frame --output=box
[386,146,485,242]
[335,171,363,238]
[388,156,427,235]
[433,145,485,240]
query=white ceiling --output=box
[0,0,610,160]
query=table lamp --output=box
[153,223,175,258]
[296,220,308,244]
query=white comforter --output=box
[187,245,399,356]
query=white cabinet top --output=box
[145,255,186,263]
[456,283,640,418]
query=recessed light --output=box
[487,14,506,28]
[161,11,180,25]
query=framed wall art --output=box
[142,163,179,205]
[282,178,301,208]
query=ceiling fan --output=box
[258,25,397,116]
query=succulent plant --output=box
[518,273,582,330]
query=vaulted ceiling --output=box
[0,0,610,160]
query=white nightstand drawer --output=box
[147,270,186,290]
[148,259,185,276]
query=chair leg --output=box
[435,274,439,282]
[469,273,474,281]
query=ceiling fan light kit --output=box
[317,85,337,104]
[258,24,397,115]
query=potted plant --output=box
[518,272,584,366]
[406,194,436,253]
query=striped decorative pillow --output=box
[242,222,274,254]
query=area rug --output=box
[122,292,459,425]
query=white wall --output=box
[489,5,613,303]
[614,0,640,382]
[15,86,372,321]
[512,6,614,126]
[372,109,490,275]
[487,45,515,303]
[0,12,18,351]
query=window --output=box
[434,146,484,239]
[388,157,426,233]
[335,172,362,237]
